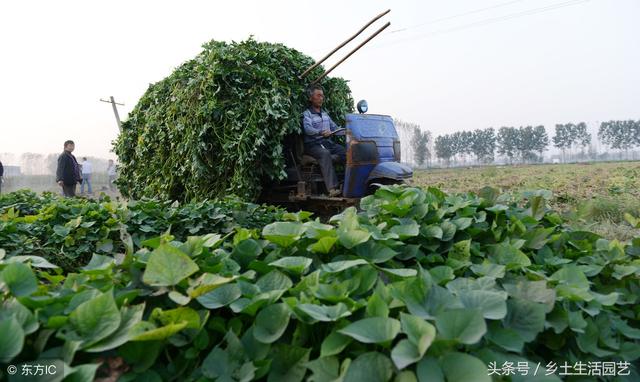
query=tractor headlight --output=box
[351,141,378,163]
[393,141,401,162]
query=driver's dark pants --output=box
[304,139,346,192]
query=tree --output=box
[412,127,430,166]
[435,135,454,166]
[497,127,519,163]
[553,123,591,162]
[599,120,639,159]
[531,125,549,161]
[470,128,496,163]
[574,122,591,150]
[552,124,573,162]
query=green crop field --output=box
[413,161,640,241]
[1,173,119,197]
[2,184,640,381]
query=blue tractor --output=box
[260,9,412,213]
[261,101,413,213]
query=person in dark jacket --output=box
[56,140,81,197]
[0,160,4,194]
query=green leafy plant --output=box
[1,186,640,381]
[113,38,354,202]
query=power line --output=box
[375,0,591,48]
[390,0,531,33]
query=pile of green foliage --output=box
[113,38,353,202]
[1,186,640,381]
[0,190,284,272]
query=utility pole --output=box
[100,96,124,131]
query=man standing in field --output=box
[80,157,93,194]
[302,85,346,197]
[56,140,81,197]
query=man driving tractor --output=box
[302,85,346,197]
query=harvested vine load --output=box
[114,38,353,201]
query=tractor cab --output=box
[261,101,413,213]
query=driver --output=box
[302,85,346,197]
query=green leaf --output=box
[130,321,188,341]
[440,352,491,382]
[440,221,457,241]
[504,280,556,313]
[6,255,59,269]
[527,195,546,220]
[487,324,525,352]
[263,222,306,247]
[168,290,191,305]
[257,270,293,292]
[268,345,310,382]
[82,253,115,272]
[0,318,24,363]
[395,371,418,382]
[380,267,417,278]
[449,239,471,262]
[0,299,38,335]
[309,236,338,254]
[142,244,199,287]
[338,317,401,344]
[254,303,291,344]
[1,262,37,297]
[470,262,506,278]
[151,306,201,329]
[188,273,239,298]
[66,363,100,382]
[421,225,443,239]
[504,298,546,342]
[232,238,262,267]
[306,356,342,382]
[391,339,421,370]
[429,266,454,285]
[390,220,420,239]
[416,357,444,382]
[400,313,436,355]
[489,242,531,270]
[304,220,336,239]
[550,265,590,289]
[550,265,593,301]
[435,308,486,345]
[85,303,145,352]
[202,346,237,380]
[344,352,393,382]
[297,303,351,322]
[523,227,554,249]
[458,290,508,320]
[69,290,121,346]
[338,228,371,249]
[197,283,242,309]
[366,293,389,317]
[53,224,71,236]
[322,259,369,273]
[320,331,352,357]
[269,256,313,275]
[356,242,397,263]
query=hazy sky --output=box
[1,0,638,160]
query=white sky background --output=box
[0,0,638,161]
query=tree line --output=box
[397,119,640,166]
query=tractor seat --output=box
[301,154,341,166]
